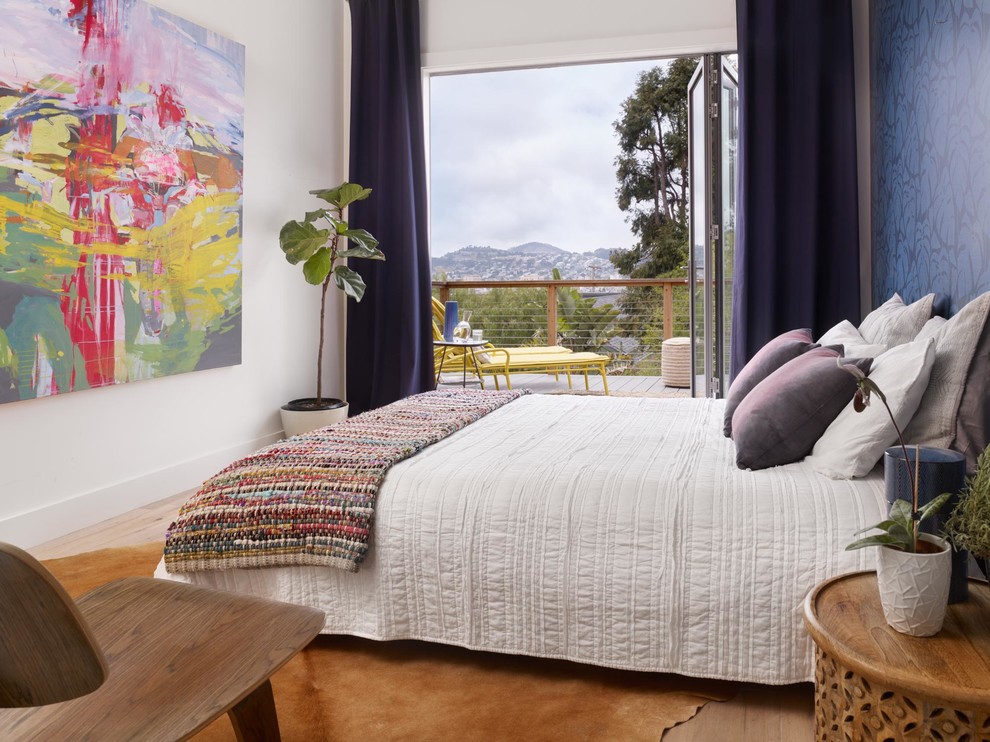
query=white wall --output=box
[421,0,737,70]
[0,0,347,547]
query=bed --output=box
[156,393,886,685]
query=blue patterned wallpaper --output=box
[872,0,990,314]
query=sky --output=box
[429,58,674,256]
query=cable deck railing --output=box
[432,278,699,377]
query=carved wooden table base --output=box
[814,646,990,741]
[805,572,990,742]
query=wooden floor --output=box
[30,487,815,740]
[29,491,190,561]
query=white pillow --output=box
[806,337,936,479]
[903,291,990,448]
[817,320,888,357]
[915,315,946,342]
[858,293,934,347]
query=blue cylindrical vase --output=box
[884,446,968,603]
[443,301,458,342]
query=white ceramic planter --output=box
[876,533,951,637]
[279,399,348,438]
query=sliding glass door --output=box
[688,54,738,398]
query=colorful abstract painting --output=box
[0,0,244,404]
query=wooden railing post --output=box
[547,284,557,346]
[438,284,450,304]
[663,282,674,339]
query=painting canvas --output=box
[0,0,244,405]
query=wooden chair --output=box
[0,542,324,741]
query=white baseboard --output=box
[0,432,284,549]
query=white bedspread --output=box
[156,394,886,684]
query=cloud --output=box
[429,59,672,255]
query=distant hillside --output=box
[432,242,621,281]
[507,241,566,256]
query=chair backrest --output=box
[0,543,107,707]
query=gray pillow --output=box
[954,319,990,473]
[723,329,817,438]
[946,293,990,472]
[732,348,873,471]
[859,293,934,347]
[904,291,990,451]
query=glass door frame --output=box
[688,53,737,398]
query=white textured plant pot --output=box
[876,534,951,637]
[279,399,348,438]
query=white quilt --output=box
[156,394,886,684]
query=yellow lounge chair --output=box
[431,297,572,357]
[477,350,610,395]
[430,298,610,393]
[433,323,610,395]
[431,298,573,385]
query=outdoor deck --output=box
[437,372,693,398]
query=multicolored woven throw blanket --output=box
[163,388,527,573]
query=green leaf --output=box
[846,533,910,551]
[338,228,383,260]
[332,265,367,301]
[302,248,333,285]
[303,209,326,223]
[855,519,897,536]
[889,498,913,527]
[340,228,380,254]
[310,186,344,205]
[918,492,953,523]
[887,522,913,543]
[338,245,385,261]
[279,221,330,265]
[311,183,373,209]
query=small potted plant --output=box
[944,445,990,581]
[840,360,952,636]
[278,183,383,437]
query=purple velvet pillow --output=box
[723,329,817,437]
[732,348,872,471]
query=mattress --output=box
[156,394,886,684]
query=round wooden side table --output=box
[804,572,990,741]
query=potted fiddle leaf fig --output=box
[278,182,383,437]
[840,360,952,637]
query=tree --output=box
[448,287,548,348]
[611,57,698,279]
[551,269,619,353]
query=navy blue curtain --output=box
[346,0,433,414]
[730,0,861,379]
